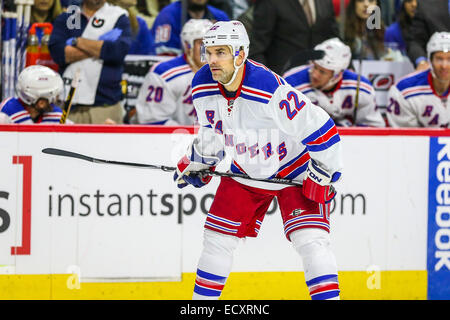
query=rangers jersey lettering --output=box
[386,69,450,127]
[135,54,197,125]
[0,98,63,124]
[283,65,385,127]
[191,60,343,190]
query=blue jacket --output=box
[384,21,406,53]
[129,16,155,55]
[48,9,132,106]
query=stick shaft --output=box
[41,148,302,186]
[60,69,80,124]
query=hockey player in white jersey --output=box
[135,19,213,125]
[173,21,343,300]
[283,38,385,127]
[386,32,450,127]
[0,65,64,124]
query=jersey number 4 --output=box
[279,91,306,120]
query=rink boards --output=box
[0,125,449,300]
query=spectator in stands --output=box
[332,0,350,17]
[48,0,132,124]
[227,0,249,19]
[0,65,64,124]
[386,32,450,127]
[208,0,233,18]
[384,0,417,58]
[134,0,171,29]
[249,0,339,75]
[283,38,385,127]
[343,0,386,60]
[236,0,254,38]
[405,0,450,71]
[31,0,63,24]
[60,0,82,9]
[134,19,212,125]
[151,0,229,56]
[108,0,154,54]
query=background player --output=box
[386,32,450,127]
[173,21,343,300]
[283,38,385,127]
[0,65,64,124]
[134,19,213,125]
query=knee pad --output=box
[197,229,240,277]
[202,229,240,256]
[290,228,331,255]
[290,228,337,280]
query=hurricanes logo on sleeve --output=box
[92,17,105,28]
[290,209,307,217]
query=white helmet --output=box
[181,19,213,51]
[313,38,352,76]
[202,20,250,86]
[427,32,450,80]
[427,32,450,61]
[16,65,63,105]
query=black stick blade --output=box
[42,148,95,163]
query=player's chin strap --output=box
[219,49,246,87]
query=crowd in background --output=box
[0,0,449,126]
[33,0,441,67]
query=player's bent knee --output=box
[290,228,331,257]
[202,229,240,257]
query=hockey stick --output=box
[41,147,303,186]
[60,68,80,124]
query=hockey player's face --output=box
[205,46,235,83]
[310,63,334,89]
[34,98,51,113]
[431,52,450,82]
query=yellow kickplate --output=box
[0,271,427,300]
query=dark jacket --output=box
[406,0,450,66]
[49,11,132,106]
[249,0,339,74]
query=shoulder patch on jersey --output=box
[342,69,373,86]
[395,69,432,99]
[396,69,429,91]
[0,98,25,115]
[340,70,374,95]
[0,98,31,123]
[283,65,312,92]
[245,60,285,95]
[191,64,220,100]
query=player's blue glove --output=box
[99,28,122,41]
[173,155,215,188]
[302,160,337,204]
[173,142,223,189]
